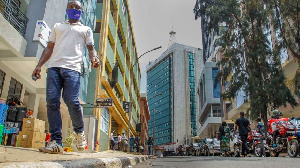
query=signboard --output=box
[123,101,131,112]
[33,20,51,48]
[95,98,113,107]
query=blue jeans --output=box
[148,145,152,155]
[130,145,133,152]
[46,67,84,144]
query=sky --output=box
[127,0,202,93]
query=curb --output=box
[0,155,151,168]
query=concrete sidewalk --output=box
[0,146,151,168]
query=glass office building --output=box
[147,43,203,146]
[188,52,197,136]
[147,56,172,145]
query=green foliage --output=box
[63,128,76,147]
[195,0,297,120]
[269,0,300,59]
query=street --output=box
[134,156,300,168]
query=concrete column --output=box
[117,124,123,135]
[27,93,41,118]
[108,111,112,150]
[88,116,96,150]
[1,73,12,99]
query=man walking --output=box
[110,130,115,150]
[147,137,153,155]
[129,135,135,152]
[135,135,140,153]
[121,133,127,152]
[234,111,251,157]
[117,134,122,151]
[33,0,99,154]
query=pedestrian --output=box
[256,117,265,157]
[121,133,127,152]
[234,111,251,157]
[117,134,122,151]
[110,130,115,150]
[45,130,51,147]
[33,0,100,154]
[135,136,140,153]
[219,121,231,157]
[147,137,153,155]
[130,135,135,152]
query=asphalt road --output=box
[133,156,300,168]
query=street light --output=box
[148,93,162,155]
[127,46,162,153]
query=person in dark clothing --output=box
[147,137,153,155]
[234,111,251,157]
[135,136,140,153]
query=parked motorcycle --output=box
[255,117,299,157]
[247,130,261,153]
[232,134,242,157]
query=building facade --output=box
[82,0,141,151]
[198,62,222,138]
[146,43,203,146]
[140,93,150,155]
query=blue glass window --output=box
[212,68,220,98]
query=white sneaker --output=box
[39,140,63,154]
[76,132,86,151]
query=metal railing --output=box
[0,0,29,37]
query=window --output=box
[7,78,23,100]
[101,108,110,134]
[212,105,222,117]
[212,68,220,98]
[0,70,5,97]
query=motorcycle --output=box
[255,117,298,157]
[247,130,261,153]
[232,134,242,157]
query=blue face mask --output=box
[67,9,82,20]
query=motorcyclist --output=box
[271,110,282,147]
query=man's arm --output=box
[87,45,100,68]
[32,43,55,79]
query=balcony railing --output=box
[0,0,29,37]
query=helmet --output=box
[273,110,282,116]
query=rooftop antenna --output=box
[168,26,177,48]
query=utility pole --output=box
[127,46,162,153]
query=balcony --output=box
[199,117,222,139]
[126,36,131,56]
[125,64,129,85]
[116,66,124,94]
[0,0,28,37]
[116,37,125,71]
[132,106,138,123]
[124,87,129,101]
[106,40,114,70]
[118,6,127,39]
[108,12,116,43]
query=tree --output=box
[265,0,300,96]
[194,0,297,129]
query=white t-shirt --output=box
[47,21,94,72]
